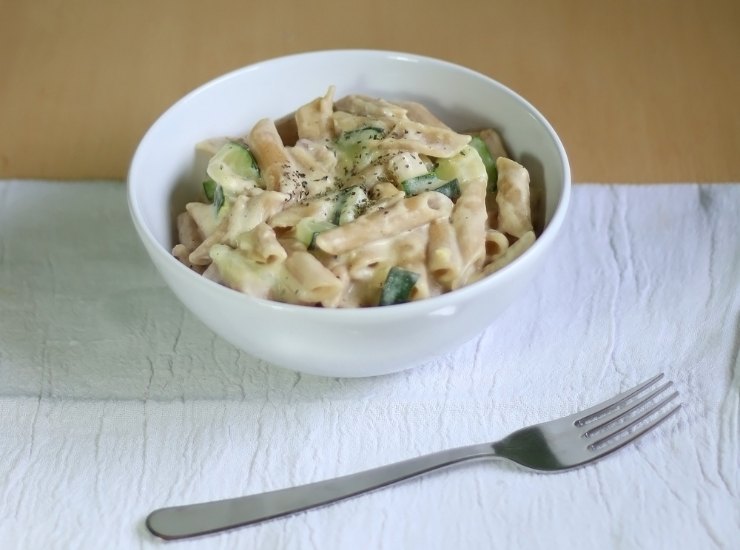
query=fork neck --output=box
[430,442,498,466]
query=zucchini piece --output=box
[433,159,456,182]
[213,184,225,213]
[402,174,459,200]
[335,127,385,178]
[228,141,261,179]
[433,178,460,201]
[330,186,368,225]
[202,178,225,215]
[295,218,336,249]
[206,141,261,193]
[469,136,497,185]
[202,178,217,201]
[435,146,487,184]
[401,173,439,196]
[379,266,420,306]
[388,151,429,183]
[337,186,368,225]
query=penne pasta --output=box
[188,226,226,266]
[282,251,345,307]
[247,118,306,201]
[176,211,203,252]
[390,100,450,129]
[287,139,337,195]
[172,243,192,267]
[475,231,535,280]
[235,222,287,265]
[381,118,471,158]
[186,202,221,239]
[269,194,337,228]
[495,157,533,238]
[224,191,290,244]
[427,218,463,289]
[331,111,394,135]
[315,192,453,255]
[335,94,407,121]
[295,86,336,141]
[484,229,510,263]
[452,178,488,287]
[274,111,299,147]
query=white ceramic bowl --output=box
[127,50,570,377]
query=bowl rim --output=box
[127,48,571,319]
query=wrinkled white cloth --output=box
[0,181,738,550]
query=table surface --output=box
[1,180,738,549]
[2,0,739,182]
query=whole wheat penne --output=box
[274,112,299,147]
[295,86,335,141]
[391,100,450,129]
[247,118,305,200]
[224,191,289,244]
[495,157,533,238]
[176,211,203,252]
[475,231,535,280]
[381,118,471,158]
[427,218,463,289]
[282,251,345,307]
[484,228,510,263]
[186,202,221,239]
[172,243,192,267]
[335,94,407,120]
[315,192,453,255]
[452,178,488,287]
[235,222,287,265]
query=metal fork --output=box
[146,373,680,540]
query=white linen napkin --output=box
[0,181,737,549]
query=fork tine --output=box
[587,393,681,452]
[582,381,674,438]
[573,373,664,427]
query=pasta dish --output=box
[172,88,536,307]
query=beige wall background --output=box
[1,0,738,182]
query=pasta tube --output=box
[381,118,471,158]
[282,251,345,307]
[475,231,535,280]
[427,218,463,289]
[495,157,533,238]
[295,86,335,141]
[247,118,305,201]
[452,178,488,287]
[315,192,453,255]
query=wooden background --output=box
[1,0,739,182]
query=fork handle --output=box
[146,442,495,540]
